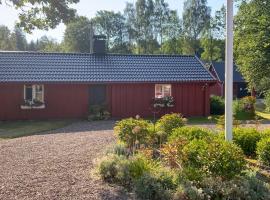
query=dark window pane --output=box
[25,86,32,101]
[89,85,106,105]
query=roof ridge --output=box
[0,51,195,57]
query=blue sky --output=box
[0,0,224,42]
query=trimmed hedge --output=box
[256,137,270,166]
[169,126,214,142]
[182,138,246,179]
[233,128,261,156]
[210,95,225,115]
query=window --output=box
[24,85,44,103]
[155,84,171,98]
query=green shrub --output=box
[156,113,185,137]
[210,95,225,115]
[193,172,270,200]
[233,128,261,156]
[98,154,131,186]
[162,136,245,179]
[114,118,151,148]
[173,184,202,200]
[98,154,155,189]
[146,123,168,147]
[256,137,270,166]
[173,171,270,200]
[261,129,270,139]
[169,127,214,142]
[128,154,154,180]
[233,96,256,120]
[265,90,270,113]
[134,168,176,200]
[182,138,245,179]
[107,143,127,156]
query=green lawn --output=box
[0,120,72,139]
[256,111,270,120]
[187,115,219,124]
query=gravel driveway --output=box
[0,121,129,200]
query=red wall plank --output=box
[0,82,210,120]
[0,84,88,120]
[108,83,208,118]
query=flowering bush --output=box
[21,99,44,107]
[114,118,151,150]
[152,96,174,108]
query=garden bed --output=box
[95,113,270,200]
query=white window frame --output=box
[24,84,44,103]
[155,84,172,98]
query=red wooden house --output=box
[0,38,216,120]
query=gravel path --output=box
[0,121,129,200]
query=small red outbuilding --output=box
[0,50,216,120]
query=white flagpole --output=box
[225,0,233,141]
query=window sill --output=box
[20,104,46,110]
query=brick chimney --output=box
[91,35,106,54]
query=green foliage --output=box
[156,113,185,137]
[182,0,211,54]
[98,154,154,189]
[128,154,155,180]
[233,96,256,120]
[63,16,91,53]
[0,25,28,51]
[169,127,214,142]
[201,37,225,62]
[192,172,270,200]
[98,154,130,185]
[256,137,270,166]
[2,0,79,32]
[235,0,270,92]
[233,128,261,156]
[182,138,246,179]
[265,91,270,113]
[134,168,176,200]
[107,143,127,156]
[261,129,270,139]
[114,118,151,148]
[162,37,183,55]
[210,95,225,115]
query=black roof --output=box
[210,61,245,83]
[0,51,215,83]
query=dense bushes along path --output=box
[0,121,129,200]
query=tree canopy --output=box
[234,0,270,93]
[0,0,79,32]
[0,0,225,61]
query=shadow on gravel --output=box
[98,187,134,200]
[38,120,117,136]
